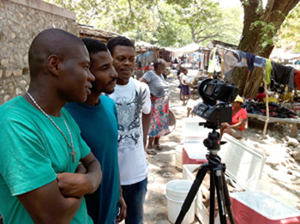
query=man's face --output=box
[89,50,118,94]
[111,45,135,83]
[57,45,95,103]
[156,64,166,75]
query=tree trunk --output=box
[230,0,300,98]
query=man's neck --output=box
[85,92,101,106]
[116,78,129,86]
[24,88,66,117]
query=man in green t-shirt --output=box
[0,29,102,224]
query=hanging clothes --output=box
[270,61,295,93]
[146,51,155,66]
[223,51,239,75]
[136,56,142,68]
[235,50,243,62]
[223,50,247,81]
[254,56,266,68]
[246,52,255,72]
[140,53,146,68]
[203,51,210,69]
[265,59,272,84]
[208,48,221,73]
[199,53,204,70]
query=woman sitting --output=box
[220,95,247,139]
[140,59,170,154]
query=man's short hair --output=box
[153,59,166,70]
[107,36,134,56]
[81,38,107,55]
[258,86,265,93]
[28,28,84,79]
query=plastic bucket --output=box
[166,180,195,224]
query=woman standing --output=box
[177,67,184,101]
[180,68,192,105]
[140,59,170,154]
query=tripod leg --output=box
[209,171,216,224]
[214,169,227,224]
[221,173,235,224]
[175,164,209,224]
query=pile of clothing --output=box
[243,101,296,118]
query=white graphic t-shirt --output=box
[108,78,151,185]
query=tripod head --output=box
[199,121,226,155]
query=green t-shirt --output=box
[0,96,92,224]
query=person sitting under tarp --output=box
[220,95,248,139]
[255,86,267,102]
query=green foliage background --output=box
[44,0,243,48]
[277,2,300,52]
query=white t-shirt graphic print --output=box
[108,78,151,185]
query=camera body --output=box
[193,103,232,123]
[198,79,239,106]
[192,79,239,126]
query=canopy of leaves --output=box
[276,2,300,52]
[44,0,243,47]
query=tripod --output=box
[175,126,235,224]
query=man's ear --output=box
[47,55,61,77]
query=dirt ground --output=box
[143,77,189,224]
[140,71,300,224]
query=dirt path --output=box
[144,76,200,224]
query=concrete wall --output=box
[0,0,78,105]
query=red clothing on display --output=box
[229,108,247,131]
[294,70,300,90]
[255,92,266,102]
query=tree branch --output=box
[195,32,221,43]
[127,0,135,18]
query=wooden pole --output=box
[243,71,252,96]
[263,74,269,139]
[220,49,225,80]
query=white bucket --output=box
[166,180,195,224]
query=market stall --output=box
[135,41,174,79]
[221,48,300,137]
[173,43,210,70]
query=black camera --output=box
[192,79,239,126]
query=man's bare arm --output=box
[17,180,82,224]
[142,112,152,149]
[57,152,102,198]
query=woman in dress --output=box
[140,59,170,154]
[180,68,192,105]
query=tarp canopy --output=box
[270,48,300,60]
[79,24,129,43]
[270,53,300,60]
[135,41,175,54]
[174,43,201,53]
